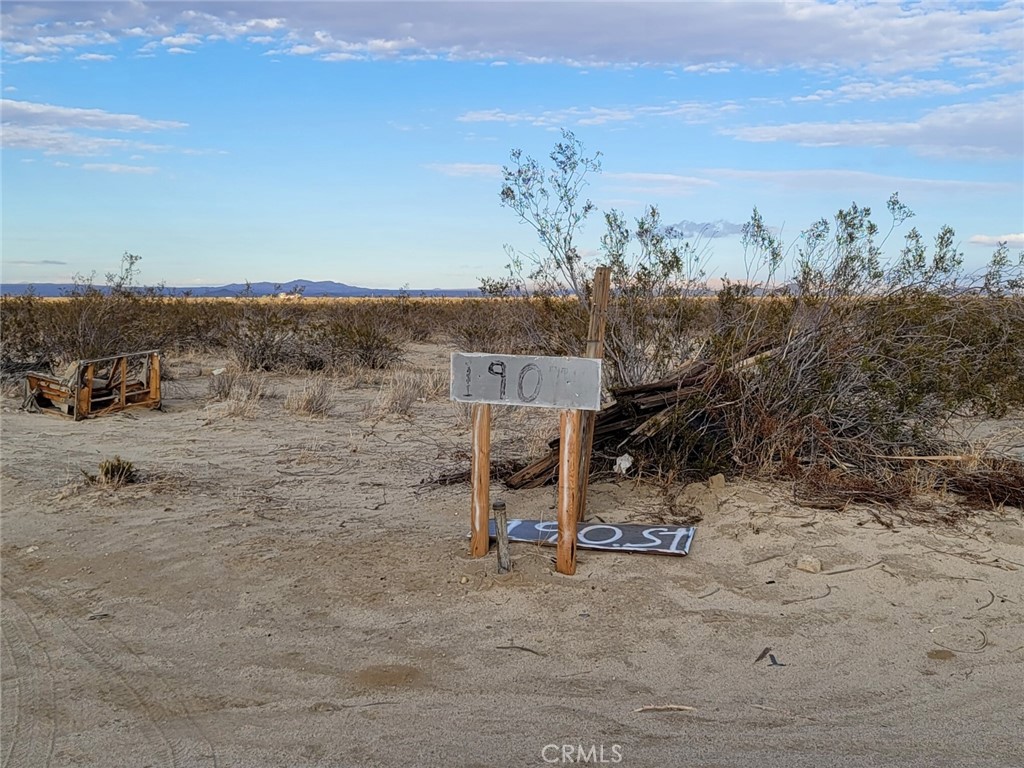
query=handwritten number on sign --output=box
[517,363,542,402]
[487,361,507,399]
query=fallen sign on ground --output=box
[486,519,695,556]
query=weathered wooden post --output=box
[470,403,491,558]
[557,409,583,575]
[493,499,511,573]
[576,266,611,522]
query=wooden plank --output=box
[470,402,491,558]
[149,353,161,405]
[119,356,127,409]
[575,266,611,522]
[557,409,582,575]
[75,363,93,421]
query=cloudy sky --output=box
[2,1,1022,289]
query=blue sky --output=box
[2,1,1022,290]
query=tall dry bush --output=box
[488,131,1024,489]
[496,130,713,388]
[688,200,1024,480]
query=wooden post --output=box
[557,409,583,575]
[75,363,93,421]
[575,266,611,522]
[119,356,128,409]
[150,353,162,404]
[470,402,491,557]
[493,499,511,573]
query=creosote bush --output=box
[488,131,1024,500]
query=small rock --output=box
[211,367,227,376]
[708,473,726,491]
[795,555,822,573]
[459,576,469,584]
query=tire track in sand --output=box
[1,590,57,768]
[2,563,218,768]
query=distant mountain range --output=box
[0,279,481,299]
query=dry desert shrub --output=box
[492,132,1024,507]
[284,374,334,417]
[82,455,138,488]
[367,368,421,417]
[367,366,450,417]
[208,369,269,417]
[0,253,234,371]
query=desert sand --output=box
[2,344,1022,768]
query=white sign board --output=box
[451,353,601,411]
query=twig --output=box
[933,629,989,655]
[978,590,996,611]
[328,701,394,710]
[633,705,696,713]
[745,546,795,565]
[496,644,546,657]
[782,584,833,605]
[697,587,721,600]
[822,560,882,575]
[754,647,771,664]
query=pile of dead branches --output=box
[503,305,1024,512]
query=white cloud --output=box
[76,53,115,62]
[683,62,733,75]
[426,162,502,178]
[1,124,170,156]
[4,259,68,266]
[161,33,202,47]
[166,47,195,55]
[723,94,1024,159]
[1,99,186,132]
[0,99,192,162]
[605,172,717,197]
[669,219,746,238]
[705,167,1013,195]
[320,52,361,62]
[970,233,1024,247]
[82,163,159,174]
[458,100,739,128]
[1,1,1018,77]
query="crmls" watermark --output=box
[541,744,624,764]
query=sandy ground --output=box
[2,344,1023,768]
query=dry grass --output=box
[365,365,447,418]
[367,369,423,417]
[207,370,269,418]
[284,375,334,418]
[82,455,138,488]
